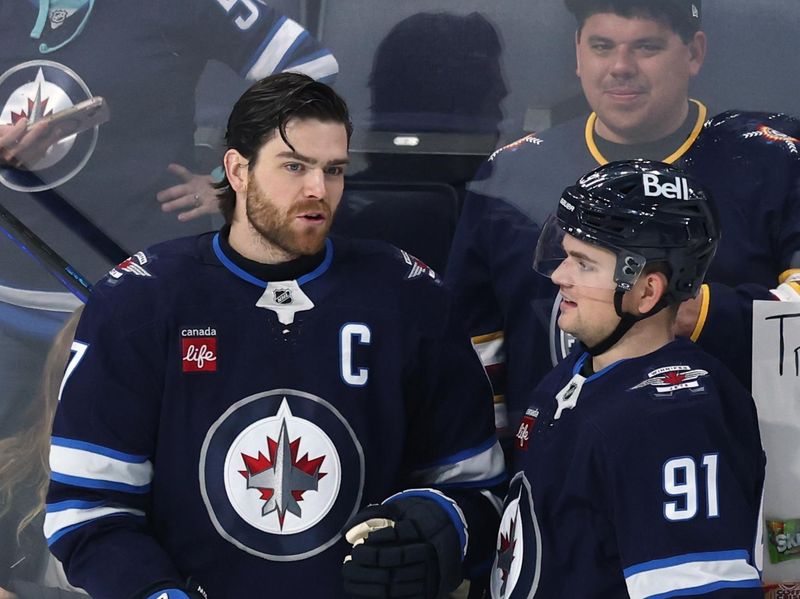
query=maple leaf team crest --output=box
[630,365,709,396]
[0,60,100,191]
[200,389,364,560]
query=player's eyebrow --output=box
[566,249,599,264]
[276,150,350,166]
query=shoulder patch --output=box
[399,250,437,282]
[741,124,799,155]
[488,134,543,162]
[106,251,153,284]
[630,365,709,398]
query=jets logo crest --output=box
[200,389,364,560]
[630,365,709,397]
[0,60,100,191]
[491,472,541,598]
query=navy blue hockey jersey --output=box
[45,233,504,598]
[491,338,765,598]
[0,0,337,286]
[446,102,800,432]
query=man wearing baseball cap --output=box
[446,0,800,445]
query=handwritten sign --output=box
[752,300,800,582]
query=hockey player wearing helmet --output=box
[489,160,765,598]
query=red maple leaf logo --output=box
[662,371,686,385]
[240,436,327,503]
[496,517,517,589]
[11,97,53,124]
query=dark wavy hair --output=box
[215,72,352,224]
[565,0,701,43]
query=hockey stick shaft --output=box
[0,199,92,302]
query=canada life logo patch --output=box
[181,327,217,373]
[200,389,364,561]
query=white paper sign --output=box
[752,300,800,582]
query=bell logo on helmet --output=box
[642,173,691,200]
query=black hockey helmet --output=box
[536,159,719,304]
[534,159,719,356]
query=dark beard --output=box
[245,187,332,258]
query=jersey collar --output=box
[584,99,707,165]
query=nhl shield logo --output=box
[491,472,541,598]
[0,60,100,191]
[274,287,293,305]
[200,389,364,560]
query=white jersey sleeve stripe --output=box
[409,440,505,487]
[245,17,306,80]
[624,549,761,599]
[285,52,339,82]
[473,335,505,369]
[44,504,145,545]
[50,441,153,490]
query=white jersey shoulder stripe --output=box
[409,440,505,488]
[50,440,153,491]
[44,503,145,545]
[624,549,760,599]
[473,334,505,369]
[285,52,339,82]
[246,17,306,80]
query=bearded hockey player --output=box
[491,161,765,598]
[45,73,504,599]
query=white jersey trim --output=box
[624,550,761,599]
[409,440,505,487]
[473,335,505,369]
[286,53,339,81]
[246,18,305,80]
[44,504,145,543]
[50,441,153,490]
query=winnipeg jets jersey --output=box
[0,0,337,286]
[46,233,504,598]
[446,103,800,432]
[491,338,765,599]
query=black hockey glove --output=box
[342,495,464,598]
[136,578,207,599]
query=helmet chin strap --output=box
[585,290,669,357]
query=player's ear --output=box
[687,30,706,77]
[224,149,249,194]
[575,30,582,78]
[638,271,669,314]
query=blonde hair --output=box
[0,306,84,537]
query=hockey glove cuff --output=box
[342,490,465,598]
